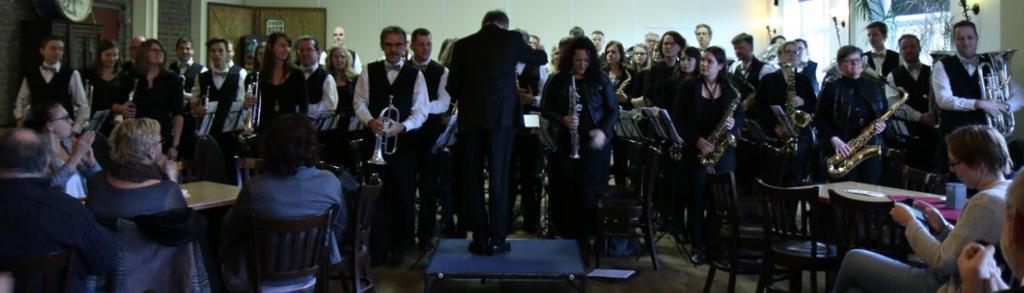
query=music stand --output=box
[637,107,684,146]
[195,101,219,137]
[770,105,798,139]
[311,112,340,132]
[654,108,685,146]
[85,110,110,132]
[221,102,247,134]
[432,113,459,154]
[614,109,645,141]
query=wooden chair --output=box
[597,139,646,198]
[757,179,837,293]
[828,190,910,261]
[594,145,661,271]
[248,206,337,293]
[0,249,74,293]
[703,172,766,293]
[902,166,946,195]
[882,148,908,188]
[235,157,263,186]
[351,176,383,293]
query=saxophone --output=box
[781,63,813,154]
[616,69,632,97]
[698,82,743,169]
[825,77,910,178]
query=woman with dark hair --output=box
[26,101,101,198]
[674,46,701,83]
[642,31,686,109]
[674,46,745,263]
[220,113,345,292]
[119,39,184,159]
[82,39,125,134]
[836,125,1010,293]
[541,36,619,252]
[816,45,888,184]
[244,32,308,131]
[604,41,638,109]
[244,43,266,85]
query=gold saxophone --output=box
[698,81,743,168]
[825,74,909,178]
[781,63,813,154]
[616,70,632,97]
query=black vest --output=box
[26,66,74,119]
[420,61,445,102]
[735,58,767,87]
[938,56,987,132]
[367,61,418,122]
[171,62,204,93]
[198,66,242,132]
[800,61,820,94]
[304,66,329,104]
[891,65,932,115]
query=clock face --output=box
[56,0,93,22]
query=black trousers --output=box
[508,132,543,233]
[459,127,516,244]
[831,155,882,185]
[548,139,612,243]
[369,135,418,261]
[688,150,736,253]
[415,127,454,246]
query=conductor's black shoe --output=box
[468,239,489,256]
[490,240,511,255]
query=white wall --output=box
[221,0,772,63]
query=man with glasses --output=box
[754,40,818,186]
[15,36,89,133]
[885,34,939,171]
[353,25,429,266]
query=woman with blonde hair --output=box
[835,125,1012,292]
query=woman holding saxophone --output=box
[816,46,887,184]
[674,46,744,263]
[754,41,818,186]
[541,36,619,251]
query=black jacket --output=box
[446,24,548,132]
[541,72,619,148]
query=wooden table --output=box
[817,181,945,202]
[182,181,240,210]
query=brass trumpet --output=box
[368,95,401,165]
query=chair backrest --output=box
[705,172,741,261]
[0,249,74,293]
[828,189,910,260]
[352,176,382,293]
[620,139,647,189]
[248,206,336,293]
[756,179,821,243]
[640,146,662,218]
[902,166,946,195]
[191,135,226,183]
[882,148,908,188]
[235,157,263,187]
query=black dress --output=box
[122,71,184,151]
[82,69,126,134]
[257,68,309,130]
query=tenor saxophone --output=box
[825,78,910,178]
[616,69,632,97]
[781,63,813,154]
[698,82,743,169]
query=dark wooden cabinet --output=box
[20,20,102,74]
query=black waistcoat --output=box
[938,56,988,133]
[171,62,204,93]
[367,61,417,122]
[891,65,932,114]
[26,66,74,118]
[198,66,242,132]
[305,66,328,104]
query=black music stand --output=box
[770,105,798,139]
[432,113,459,154]
[311,112,340,132]
[221,102,247,135]
[638,107,685,146]
[85,110,110,132]
[614,109,645,141]
[195,101,219,137]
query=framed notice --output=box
[265,19,284,34]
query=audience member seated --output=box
[85,117,208,291]
[0,128,116,292]
[220,113,346,292]
[25,101,102,198]
[958,171,1024,293]
[86,118,184,223]
[834,125,1012,293]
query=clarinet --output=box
[569,77,582,159]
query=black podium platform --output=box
[424,239,586,292]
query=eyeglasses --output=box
[841,58,864,65]
[784,49,802,55]
[948,160,963,169]
[49,115,72,123]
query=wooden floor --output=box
[323,231,828,293]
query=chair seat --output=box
[771,240,837,259]
[710,251,765,273]
[720,224,765,241]
[598,186,637,199]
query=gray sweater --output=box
[905,179,1008,293]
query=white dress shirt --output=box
[15,62,90,132]
[302,64,339,118]
[932,54,1023,112]
[412,59,452,115]
[870,49,887,73]
[353,60,429,131]
[516,62,548,107]
[191,63,248,105]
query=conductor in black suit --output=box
[446,10,548,255]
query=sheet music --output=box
[196,101,219,137]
